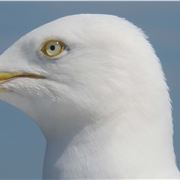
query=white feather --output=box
[0,14,179,179]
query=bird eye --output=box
[41,40,65,59]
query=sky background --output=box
[0,2,179,179]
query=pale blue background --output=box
[0,2,179,179]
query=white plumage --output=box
[0,14,179,179]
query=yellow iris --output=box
[41,40,65,58]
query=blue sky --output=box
[0,2,179,179]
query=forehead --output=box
[31,14,125,35]
[22,15,137,40]
[14,14,145,52]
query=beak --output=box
[0,71,46,92]
[0,72,45,92]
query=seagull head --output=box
[0,14,167,137]
[1,14,179,178]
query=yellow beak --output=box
[0,72,45,92]
[0,72,45,82]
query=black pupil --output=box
[50,45,56,51]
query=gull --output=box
[0,14,179,179]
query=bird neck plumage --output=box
[42,110,179,179]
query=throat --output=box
[42,116,179,179]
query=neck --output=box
[1,86,179,179]
[42,111,179,179]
